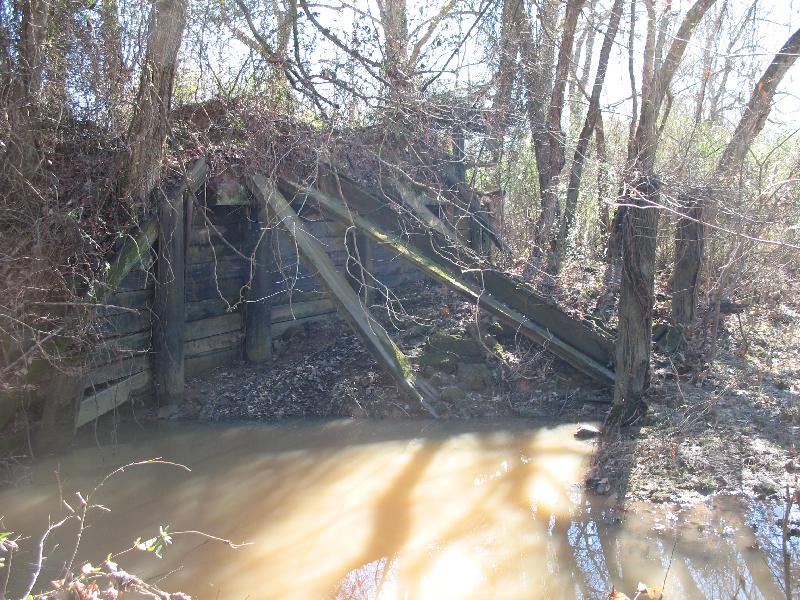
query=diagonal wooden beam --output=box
[247,173,438,417]
[291,180,615,385]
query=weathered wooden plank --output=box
[94,309,152,337]
[75,370,151,428]
[185,347,241,378]
[189,224,238,246]
[185,331,242,356]
[186,276,247,302]
[185,313,242,341]
[115,265,154,291]
[98,290,153,317]
[188,258,251,280]
[95,330,152,354]
[249,174,437,416]
[187,242,240,264]
[186,298,242,322]
[271,289,328,307]
[85,355,150,390]
[271,299,334,323]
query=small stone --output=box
[439,385,465,403]
[574,424,602,439]
[457,362,491,392]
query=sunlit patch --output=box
[419,546,485,599]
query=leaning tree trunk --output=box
[715,26,800,180]
[117,0,188,205]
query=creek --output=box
[0,419,795,599]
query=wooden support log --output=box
[153,179,190,406]
[248,174,438,417]
[287,171,612,367]
[245,188,273,363]
[35,372,85,454]
[296,181,615,384]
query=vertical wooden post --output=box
[346,229,374,306]
[672,190,705,326]
[245,184,273,363]
[154,184,186,406]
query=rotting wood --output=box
[185,313,241,341]
[1,160,207,436]
[295,181,614,385]
[245,189,274,363]
[248,173,438,417]
[185,331,242,357]
[154,177,187,406]
[272,299,335,322]
[84,355,150,390]
[75,370,151,428]
[185,347,241,378]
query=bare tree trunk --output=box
[377,0,411,98]
[672,190,706,326]
[490,0,523,155]
[519,0,558,229]
[549,0,624,274]
[116,0,189,205]
[625,0,638,158]
[6,0,50,178]
[609,176,660,426]
[532,0,585,265]
[609,0,716,425]
[595,113,610,243]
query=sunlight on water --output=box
[0,420,793,599]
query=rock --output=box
[439,385,466,404]
[574,424,601,439]
[457,362,491,392]
[427,331,483,359]
[157,404,179,419]
[416,351,458,374]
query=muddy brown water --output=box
[0,420,796,599]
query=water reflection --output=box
[0,420,795,599]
